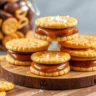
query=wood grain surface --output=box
[0,60,96,95]
[1,59,96,90]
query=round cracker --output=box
[31,51,71,64]
[6,38,49,52]
[0,92,6,96]
[2,18,18,35]
[71,56,96,61]
[35,16,78,29]
[6,54,31,66]
[2,33,19,46]
[0,81,14,91]
[60,47,96,57]
[71,66,96,72]
[30,66,70,77]
[35,33,78,41]
[59,35,96,49]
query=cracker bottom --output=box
[0,92,6,96]
[6,54,31,66]
[71,66,96,72]
[35,33,78,41]
[30,66,70,77]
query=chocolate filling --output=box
[31,62,69,73]
[35,26,78,39]
[70,60,96,68]
[8,50,32,61]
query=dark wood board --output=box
[1,59,96,90]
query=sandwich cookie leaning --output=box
[30,51,71,77]
[6,38,49,65]
[35,16,78,41]
[59,35,96,72]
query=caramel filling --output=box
[60,46,89,50]
[8,50,32,61]
[35,26,78,39]
[70,60,96,68]
[31,62,69,73]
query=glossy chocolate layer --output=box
[31,62,69,73]
[8,50,32,61]
[35,26,78,39]
[70,60,96,68]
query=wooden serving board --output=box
[1,59,96,90]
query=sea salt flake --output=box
[56,54,59,58]
[63,19,67,23]
[49,17,55,21]
[48,15,70,23]
[55,15,61,21]
[46,53,50,58]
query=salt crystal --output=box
[46,53,50,58]
[55,15,61,21]
[56,54,59,58]
[49,17,55,21]
[48,15,70,23]
[63,19,67,23]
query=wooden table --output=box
[0,56,96,96]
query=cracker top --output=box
[59,35,96,49]
[31,51,71,64]
[6,38,49,52]
[35,16,78,29]
[61,47,96,57]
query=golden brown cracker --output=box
[59,35,96,49]
[60,47,96,57]
[0,81,14,91]
[2,33,19,46]
[35,33,78,41]
[6,54,31,65]
[31,51,71,64]
[71,56,96,61]
[71,66,96,72]
[30,66,70,77]
[2,18,18,35]
[6,38,49,52]
[35,16,78,29]
[0,92,6,96]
